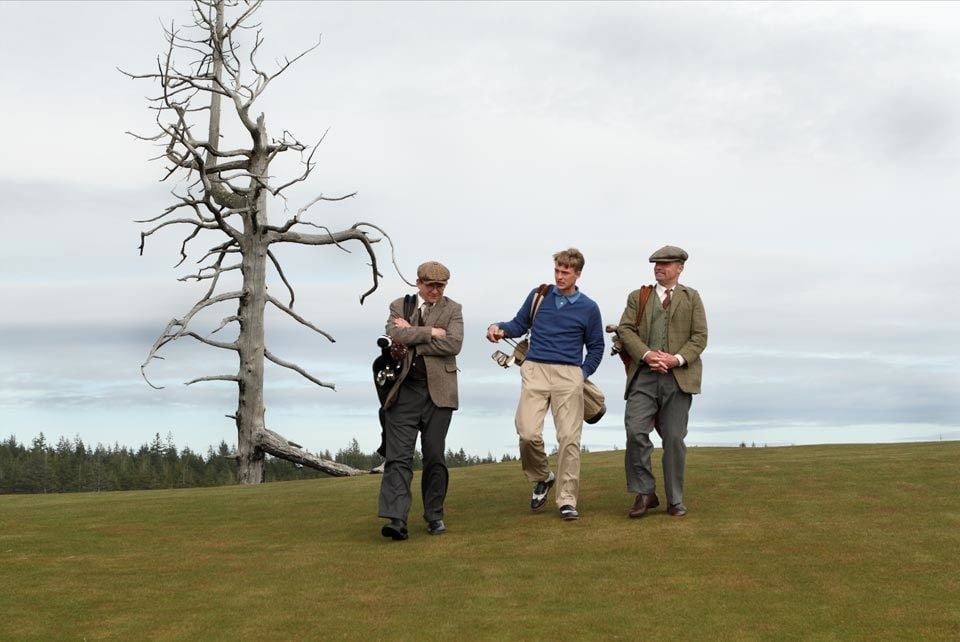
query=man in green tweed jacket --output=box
[616,245,707,519]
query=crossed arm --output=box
[387,300,464,357]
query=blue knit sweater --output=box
[498,285,604,378]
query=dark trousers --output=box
[624,367,692,505]
[378,378,452,522]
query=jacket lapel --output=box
[667,284,688,321]
[423,297,445,324]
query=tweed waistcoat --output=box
[647,296,668,352]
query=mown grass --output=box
[1,442,958,641]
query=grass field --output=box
[1,442,958,641]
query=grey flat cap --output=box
[649,245,689,263]
[417,260,450,284]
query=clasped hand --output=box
[644,350,678,373]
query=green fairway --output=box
[1,442,958,640]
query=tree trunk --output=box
[205,1,224,176]
[235,229,268,483]
[236,112,272,484]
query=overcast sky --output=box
[1,1,958,460]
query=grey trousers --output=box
[378,378,452,523]
[624,367,692,505]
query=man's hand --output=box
[486,324,504,343]
[392,316,411,329]
[643,351,670,374]
[654,351,679,372]
[431,327,447,338]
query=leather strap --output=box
[510,284,551,355]
[402,294,417,322]
[637,285,654,324]
[530,283,551,322]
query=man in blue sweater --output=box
[486,248,604,521]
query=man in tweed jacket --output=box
[378,261,463,541]
[617,245,707,519]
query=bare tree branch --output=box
[174,224,203,267]
[268,223,373,247]
[178,262,241,282]
[257,134,324,196]
[211,315,239,333]
[197,252,234,302]
[267,296,335,341]
[355,222,417,287]
[138,217,219,257]
[140,291,242,379]
[196,241,239,266]
[264,349,335,390]
[183,331,238,351]
[269,189,356,234]
[185,374,240,385]
[134,194,213,225]
[268,224,395,303]
[256,429,366,477]
[203,158,251,174]
[266,249,295,307]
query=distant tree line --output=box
[0,433,517,494]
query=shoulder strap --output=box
[403,294,417,322]
[530,283,550,322]
[637,285,655,325]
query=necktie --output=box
[662,288,673,310]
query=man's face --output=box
[417,279,446,304]
[554,262,581,294]
[653,261,684,287]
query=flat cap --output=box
[648,245,689,263]
[417,260,450,284]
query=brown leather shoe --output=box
[628,493,660,518]
[667,503,688,517]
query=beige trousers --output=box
[515,361,584,508]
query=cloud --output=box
[1,2,959,457]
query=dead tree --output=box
[122,0,405,483]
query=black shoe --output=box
[381,518,408,540]
[559,504,579,521]
[426,519,447,535]
[530,471,556,511]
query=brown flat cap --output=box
[417,260,450,284]
[649,245,689,263]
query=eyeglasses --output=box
[423,282,446,291]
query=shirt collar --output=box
[553,285,581,308]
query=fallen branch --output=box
[256,429,366,476]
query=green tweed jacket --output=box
[383,295,463,410]
[617,284,708,397]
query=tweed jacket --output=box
[383,294,463,410]
[617,284,707,397]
